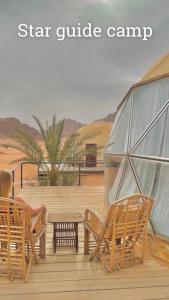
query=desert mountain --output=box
[0,113,115,140]
[63,119,84,137]
[0,117,40,138]
[0,117,84,139]
[96,112,116,123]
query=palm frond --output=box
[1,142,42,163]
[75,129,102,147]
[52,114,56,130]
[32,115,46,140]
[45,119,64,162]
[59,132,80,163]
[16,129,44,157]
[1,128,45,163]
[59,128,102,163]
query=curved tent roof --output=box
[141,52,169,81]
[117,52,169,111]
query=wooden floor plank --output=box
[1,286,169,300]
[2,276,169,295]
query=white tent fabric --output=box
[130,77,169,149]
[131,158,157,197]
[104,156,126,203]
[105,99,130,154]
[151,164,169,236]
[133,108,168,157]
[105,75,169,238]
[117,161,140,199]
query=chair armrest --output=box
[83,208,105,236]
[31,210,46,233]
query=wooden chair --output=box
[0,197,46,281]
[84,194,153,272]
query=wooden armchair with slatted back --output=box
[84,194,153,272]
[0,197,46,281]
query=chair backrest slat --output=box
[0,197,32,279]
[103,194,153,241]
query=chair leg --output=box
[8,271,14,281]
[141,233,147,263]
[40,231,46,259]
[108,245,116,272]
[30,237,38,264]
[24,255,33,282]
[89,239,101,261]
[84,228,90,254]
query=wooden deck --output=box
[1,186,169,300]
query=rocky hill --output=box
[0,113,115,139]
[0,117,84,139]
[63,119,84,136]
[0,117,40,138]
[96,112,116,123]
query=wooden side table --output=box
[47,212,83,253]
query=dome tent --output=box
[105,52,169,239]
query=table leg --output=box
[40,231,46,259]
[75,223,78,252]
[53,223,56,253]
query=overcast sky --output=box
[0,0,169,126]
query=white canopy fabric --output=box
[105,75,169,238]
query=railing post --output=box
[78,163,81,186]
[12,170,15,199]
[20,163,23,189]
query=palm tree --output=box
[1,115,102,186]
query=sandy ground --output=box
[0,137,104,192]
[0,137,38,178]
